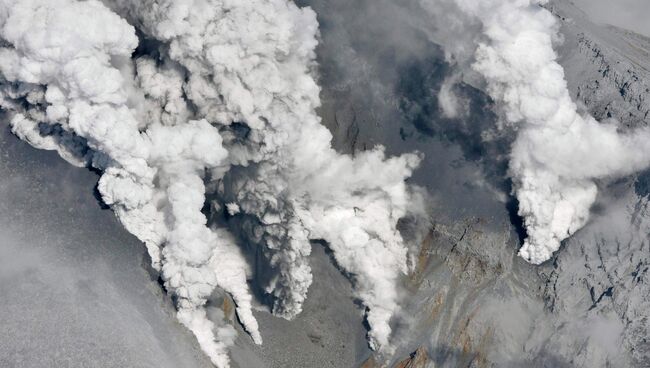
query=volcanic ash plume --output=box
[0,0,421,363]
[450,0,650,264]
[106,0,421,350]
[0,0,260,366]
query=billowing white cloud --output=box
[105,0,422,352]
[0,1,260,366]
[0,0,421,364]
[439,0,650,264]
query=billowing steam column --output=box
[453,0,650,264]
[0,0,421,365]
[0,1,262,366]
[106,0,421,352]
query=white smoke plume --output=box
[0,0,421,364]
[441,0,650,264]
[103,0,422,351]
[0,0,260,366]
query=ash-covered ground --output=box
[0,125,213,368]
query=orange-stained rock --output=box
[394,347,430,368]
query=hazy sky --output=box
[573,0,650,37]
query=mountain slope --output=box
[304,0,650,366]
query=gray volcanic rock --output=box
[549,1,650,129]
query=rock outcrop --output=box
[395,347,432,368]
